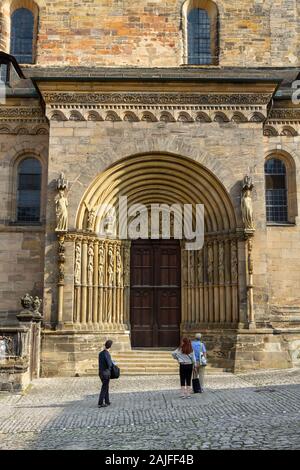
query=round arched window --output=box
[265,158,288,223]
[10,8,34,64]
[17,158,41,223]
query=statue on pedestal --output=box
[55,173,69,232]
[241,175,254,230]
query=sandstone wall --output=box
[0,0,299,67]
[0,130,48,319]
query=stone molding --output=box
[43,92,273,106]
[0,107,45,121]
[264,108,300,137]
[41,91,273,123]
[0,123,49,135]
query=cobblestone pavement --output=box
[0,368,300,450]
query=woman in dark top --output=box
[98,339,113,408]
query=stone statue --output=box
[116,247,122,286]
[74,243,81,285]
[231,241,238,283]
[207,243,214,283]
[32,296,42,316]
[87,208,96,232]
[104,208,116,236]
[218,242,225,284]
[197,250,203,284]
[55,173,69,232]
[108,245,114,286]
[57,172,68,191]
[55,190,68,231]
[20,293,33,310]
[88,244,94,285]
[241,175,254,230]
[98,243,105,286]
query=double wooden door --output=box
[130,239,181,347]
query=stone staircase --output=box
[88,349,226,375]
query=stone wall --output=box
[0,126,48,320]
[0,0,299,67]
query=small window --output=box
[10,8,34,64]
[265,158,288,223]
[17,158,41,223]
[188,8,211,65]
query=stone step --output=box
[87,349,224,375]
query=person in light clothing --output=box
[191,333,207,393]
[172,337,196,398]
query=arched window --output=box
[17,158,41,223]
[265,158,288,223]
[188,8,211,64]
[183,0,218,65]
[10,8,34,64]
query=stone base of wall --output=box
[182,326,297,372]
[0,358,30,392]
[41,329,131,377]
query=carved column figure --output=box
[116,246,122,287]
[74,241,81,286]
[87,243,94,286]
[207,242,214,284]
[218,241,225,284]
[57,235,66,325]
[108,244,114,287]
[247,237,256,328]
[98,242,105,286]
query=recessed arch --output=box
[76,153,237,234]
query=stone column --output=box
[247,236,256,329]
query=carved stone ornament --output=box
[43,92,273,106]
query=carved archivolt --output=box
[77,154,237,234]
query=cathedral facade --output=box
[0,0,300,377]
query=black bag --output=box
[192,377,201,393]
[110,364,120,379]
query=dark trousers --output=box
[179,364,193,386]
[98,374,110,405]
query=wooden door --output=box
[130,239,181,347]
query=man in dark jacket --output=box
[98,339,113,408]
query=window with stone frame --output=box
[265,158,288,223]
[10,8,34,64]
[16,158,41,223]
[183,0,219,65]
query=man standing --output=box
[191,333,207,393]
[98,340,113,408]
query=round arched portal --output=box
[72,154,240,347]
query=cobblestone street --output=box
[0,368,300,450]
